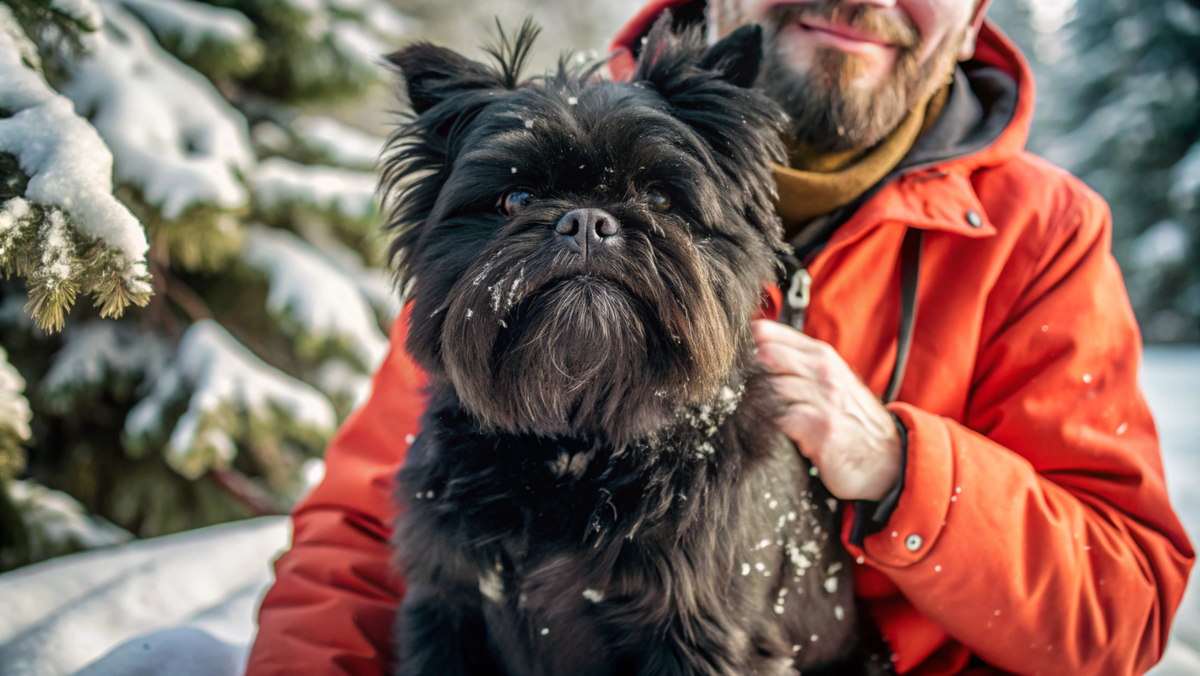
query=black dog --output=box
[382,16,891,676]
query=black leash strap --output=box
[883,228,923,404]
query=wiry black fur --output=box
[382,15,894,676]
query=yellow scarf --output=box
[774,84,950,240]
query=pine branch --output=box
[124,320,337,481]
[116,0,264,81]
[4,0,102,63]
[207,467,287,516]
[0,344,31,500]
[0,9,154,332]
[150,257,213,323]
[60,2,254,255]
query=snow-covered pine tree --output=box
[1041,0,1200,342]
[0,0,411,570]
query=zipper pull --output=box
[785,267,812,331]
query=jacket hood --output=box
[607,0,1035,172]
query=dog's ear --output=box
[633,12,765,91]
[699,24,763,88]
[632,12,786,248]
[387,43,505,115]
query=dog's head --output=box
[384,16,787,446]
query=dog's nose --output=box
[555,208,620,256]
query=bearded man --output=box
[245,1,1195,675]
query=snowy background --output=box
[0,0,1198,673]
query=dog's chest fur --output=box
[395,379,859,676]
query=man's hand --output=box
[751,319,902,502]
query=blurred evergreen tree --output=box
[983,0,1056,149]
[1041,0,1200,342]
[0,0,411,570]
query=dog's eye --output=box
[500,191,533,216]
[642,189,670,213]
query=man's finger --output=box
[751,319,830,355]
[774,398,826,461]
[756,342,835,389]
[764,373,827,407]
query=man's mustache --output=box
[764,1,920,50]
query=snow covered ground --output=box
[0,346,1197,675]
[1144,346,1200,676]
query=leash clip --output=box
[785,267,812,331]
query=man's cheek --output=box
[896,0,975,59]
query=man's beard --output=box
[755,1,961,154]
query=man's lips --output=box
[795,17,894,47]
[761,1,906,54]
[778,18,900,56]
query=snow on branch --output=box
[296,220,400,323]
[60,0,255,269]
[124,320,337,481]
[326,0,415,73]
[0,6,152,332]
[116,0,263,80]
[250,0,416,101]
[4,0,103,60]
[292,115,385,170]
[249,157,378,231]
[312,358,372,415]
[241,225,389,371]
[49,0,104,29]
[0,346,32,481]
[40,320,171,412]
[1,479,133,570]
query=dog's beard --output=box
[435,229,739,446]
[756,1,961,153]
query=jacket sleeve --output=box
[844,190,1195,675]
[246,305,426,676]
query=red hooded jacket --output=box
[246,6,1194,675]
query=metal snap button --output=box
[904,533,923,552]
[965,210,983,228]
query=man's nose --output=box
[555,208,620,258]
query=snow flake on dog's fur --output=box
[479,570,503,601]
[786,542,812,572]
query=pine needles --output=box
[0,197,152,333]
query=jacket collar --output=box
[815,60,1015,254]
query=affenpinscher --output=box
[382,15,891,676]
